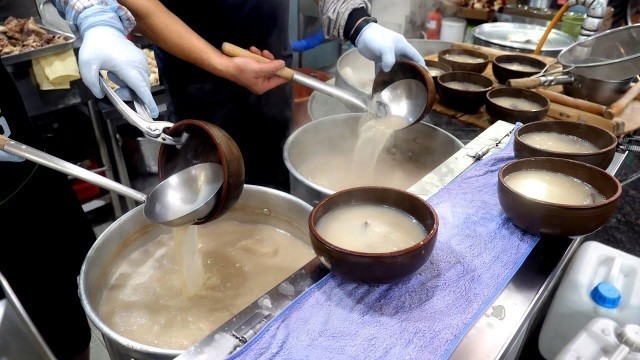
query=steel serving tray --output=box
[1,23,75,65]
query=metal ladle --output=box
[221,43,435,128]
[0,135,223,227]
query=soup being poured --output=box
[519,132,599,153]
[297,114,429,191]
[501,62,541,72]
[445,81,485,91]
[504,169,606,205]
[492,96,543,111]
[315,204,426,253]
[443,53,485,63]
[99,210,315,350]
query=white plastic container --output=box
[556,317,640,360]
[538,241,640,359]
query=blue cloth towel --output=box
[230,130,540,360]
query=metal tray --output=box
[472,22,575,58]
[1,23,76,65]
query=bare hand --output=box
[226,46,288,94]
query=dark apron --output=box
[157,0,293,191]
[0,63,93,358]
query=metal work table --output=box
[176,119,627,359]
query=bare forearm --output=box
[118,0,235,79]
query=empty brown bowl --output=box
[492,54,547,85]
[514,120,618,170]
[158,119,245,225]
[309,186,438,284]
[437,48,490,73]
[498,157,621,236]
[437,71,494,113]
[486,87,550,124]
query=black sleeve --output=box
[343,7,371,44]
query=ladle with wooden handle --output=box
[0,134,223,227]
[221,42,434,129]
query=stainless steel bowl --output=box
[472,22,575,58]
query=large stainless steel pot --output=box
[79,185,314,360]
[284,113,464,205]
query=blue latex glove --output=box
[77,6,159,118]
[0,150,24,163]
[355,23,426,73]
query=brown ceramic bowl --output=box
[158,119,245,225]
[514,121,618,170]
[437,49,490,73]
[498,157,621,236]
[485,87,550,124]
[309,186,438,284]
[492,54,547,85]
[437,71,494,113]
[424,59,452,92]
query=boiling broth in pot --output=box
[98,209,315,350]
[297,114,427,191]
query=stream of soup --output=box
[315,204,426,253]
[99,210,315,350]
[504,169,606,205]
[519,132,599,153]
[297,114,428,191]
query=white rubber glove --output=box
[355,23,426,73]
[77,6,159,118]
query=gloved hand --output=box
[77,6,159,118]
[0,150,24,163]
[355,23,426,73]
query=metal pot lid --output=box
[472,22,575,52]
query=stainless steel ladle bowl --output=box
[0,135,223,227]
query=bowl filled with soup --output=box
[492,54,547,85]
[485,87,549,124]
[437,71,494,113]
[498,157,621,236]
[437,48,490,73]
[514,120,618,170]
[309,186,438,284]
[424,59,452,91]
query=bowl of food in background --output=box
[309,186,438,284]
[485,87,549,124]
[492,54,547,85]
[437,71,494,113]
[437,48,490,73]
[424,59,452,92]
[498,157,621,236]
[514,121,618,170]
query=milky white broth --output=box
[504,169,605,205]
[445,81,485,91]
[492,96,543,111]
[98,210,315,350]
[519,132,599,154]
[443,53,485,63]
[315,204,426,253]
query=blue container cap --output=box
[590,282,621,309]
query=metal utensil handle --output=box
[0,134,147,203]
[98,77,181,145]
[221,42,369,112]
